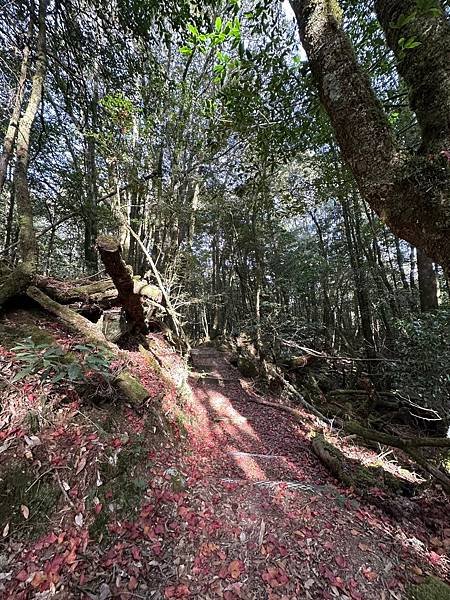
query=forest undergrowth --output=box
[0,308,449,600]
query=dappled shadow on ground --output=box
[2,331,449,600]
[183,348,450,598]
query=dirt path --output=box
[171,347,449,599]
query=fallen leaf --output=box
[362,567,378,582]
[21,505,29,520]
[24,435,41,448]
[2,522,9,537]
[229,560,244,579]
[75,513,83,527]
[75,456,87,475]
[335,555,347,568]
[128,576,138,591]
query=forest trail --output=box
[177,347,449,599]
[1,319,448,600]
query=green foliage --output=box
[11,339,113,385]
[389,311,450,423]
[100,93,135,132]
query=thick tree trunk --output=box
[96,235,147,333]
[289,0,450,273]
[417,249,439,311]
[0,0,47,308]
[374,0,450,155]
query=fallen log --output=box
[26,286,149,406]
[345,422,450,449]
[345,421,450,493]
[34,276,117,304]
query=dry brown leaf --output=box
[75,456,87,475]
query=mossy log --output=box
[26,286,149,406]
[345,422,450,449]
[34,274,162,307]
[345,421,450,493]
[0,264,34,308]
[311,435,351,486]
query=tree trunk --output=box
[417,249,438,311]
[14,0,48,274]
[0,0,47,308]
[289,0,450,273]
[0,20,32,194]
[374,0,450,155]
[96,235,147,333]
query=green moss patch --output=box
[0,320,56,350]
[408,576,450,600]
[89,435,150,542]
[0,461,60,540]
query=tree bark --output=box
[0,22,32,194]
[417,249,438,311]
[96,235,147,333]
[374,0,450,156]
[14,0,47,273]
[0,0,47,308]
[289,0,450,273]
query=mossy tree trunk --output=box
[289,0,450,273]
[0,0,48,308]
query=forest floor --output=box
[0,309,449,599]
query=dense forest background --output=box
[0,0,449,424]
[1,2,450,597]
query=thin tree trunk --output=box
[409,245,417,289]
[0,20,33,194]
[417,249,438,311]
[0,0,47,308]
[14,0,47,273]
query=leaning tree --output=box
[289,0,450,273]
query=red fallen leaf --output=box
[175,584,190,597]
[428,551,441,565]
[165,587,176,598]
[30,572,47,589]
[335,555,347,568]
[131,546,141,560]
[94,502,103,514]
[65,548,77,565]
[16,569,29,582]
[128,576,138,591]
[362,567,378,582]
